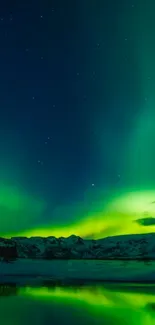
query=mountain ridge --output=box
[1,232,155,260]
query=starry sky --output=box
[1,0,155,239]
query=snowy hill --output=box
[1,233,155,260]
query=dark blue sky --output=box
[0,0,149,234]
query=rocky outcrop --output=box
[1,233,155,260]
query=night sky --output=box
[1,0,155,238]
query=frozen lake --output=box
[0,259,155,285]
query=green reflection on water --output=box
[1,284,155,325]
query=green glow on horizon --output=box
[3,189,155,239]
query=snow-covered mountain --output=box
[1,233,155,260]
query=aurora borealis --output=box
[1,1,155,239]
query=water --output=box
[1,283,155,325]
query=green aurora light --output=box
[2,186,155,239]
[2,3,155,240]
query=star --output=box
[91,183,95,187]
[38,160,43,165]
